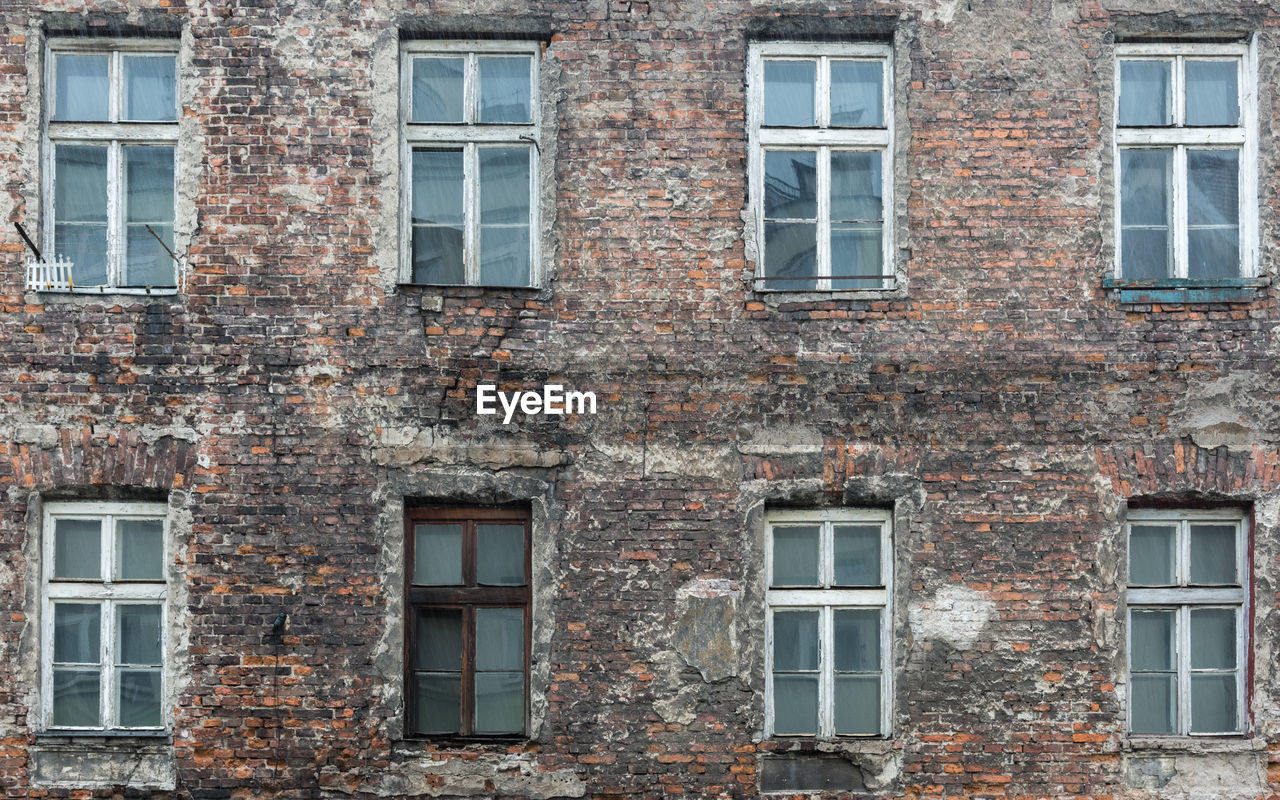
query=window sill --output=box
[1123,734,1261,753]
[30,734,175,790]
[758,736,895,754]
[1102,277,1268,304]
[36,729,170,740]
[394,735,533,755]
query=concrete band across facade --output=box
[2,1,1280,799]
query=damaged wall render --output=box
[3,0,1280,798]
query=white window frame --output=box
[42,38,181,293]
[764,508,892,738]
[41,501,169,732]
[1112,40,1258,280]
[747,42,894,292]
[399,39,542,287]
[1125,508,1248,737]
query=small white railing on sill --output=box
[25,255,75,292]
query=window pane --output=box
[480,147,531,225]
[1118,60,1171,126]
[413,673,460,734]
[52,668,101,727]
[54,54,108,121]
[54,603,101,664]
[1188,228,1240,280]
[476,524,525,585]
[478,57,532,124]
[830,61,882,127]
[54,518,102,580]
[412,226,464,284]
[834,674,879,735]
[830,152,881,221]
[1130,673,1176,734]
[772,675,819,734]
[771,526,820,586]
[1190,608,1236,670]
[772,610,819,671]
[763,61,815,127]
[764,151,817,219]
[124,146,177,287]
[413,149,464,226]
[831,225,883,282]
[125,224,177,287]
[1128,525,1175,585]
[1190,673,1237,733]
[413,57,464,122]
[833,609,879,671]
[413,524,462,585]
[116,604,162,665]
[764,222,817,290]
[474,671,524,733]
[1130,609,1174,671]
[1120,149,1172,279]
[1189,524,1237,585]
[414,608,462,671]
[1185,60,1239,126]
[479,226,531,286]
[54,224,108,286]
[54,145,109,285]
[475,608,524,671]
[123,55,177,121]
[117,668,162,727]
[833,525,881,586]
[1187,149,1240,279]
[117,519,164,581]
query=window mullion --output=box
[102,597,114,728]
[465,143,478,285]
[1173,145,1188,279]
[1173,56,1185,126]
[817,147,831,289]
[816,56,830,128]
[108,141,122,286]
[1178,604,1190,734]
[821,605,833,737]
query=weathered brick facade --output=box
[2,0,1280,798]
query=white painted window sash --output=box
[41,503,168,732]
[764,510,892,738]
[399,41,541,287]
[1125,510,1247,737]
[43,41,180,290]
[748,43,893,291]
[1112,41,1256,279]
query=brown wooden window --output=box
[405,505,530,738]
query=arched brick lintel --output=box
[5,429,197,495]
[1096,439,1280,500]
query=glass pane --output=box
[479,57,532,124]
[479,225,530,286]
[772,610,819,671]
[54,54,108,121]
[764,151,817,219]
[412,149,464,226]
[1185,60,1238,126]
[834,674,880,735]
[1191,673,1237,733]
[476,524,525,585]
[1188,228,1240,279]
[1190,608,1236,670]
[414,608,462,670]
[126,224,177,286]
[123,55,177,121]
[771,526,820,586]
[54,603,101,664]
[1190,524,1237,585]
[125,147,175,223]
[412,57,464,122]
[476,608,524,671]
[52,668,100,727]
[763,221,818,290]
[117,668,162,727]
[412,226,464,284]
[1120,148,1173,279]
[833,609,879,671]
[763,60,815,127]
[55,145,108,223]
[413,524,462,585]
[1129,525,1175,585]
[1130,673,1176,734]
[54,518,101,580]
[1118,60,1171,126]
[480,147,530,225]
[474,671,524,733]
[833,525,881,586]
[772,675,819,734]
[54,224,108,286]
[831,225,882,281]
[830,61,882,127]
[413,672,460,734]
[1130,609,1174,671]
[1188,150,1239,227]
[830,152,881,221]
[1121,228,1170,281]
[116,604,162,665]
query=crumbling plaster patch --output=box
[1121,751,1266,800]
[907,584,995,652]
[355,752,585,799]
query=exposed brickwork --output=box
[2,0,1280,798]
